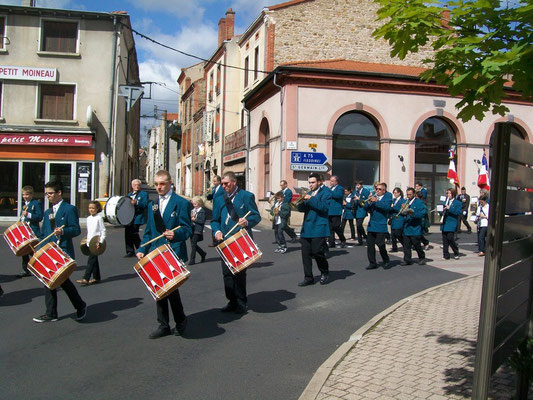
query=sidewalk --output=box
[300,245,520,399]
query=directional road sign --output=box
[290,151,328,165]
[290,164,329,172]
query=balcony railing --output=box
[224,127,246,154]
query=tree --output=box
[373,0,533,122]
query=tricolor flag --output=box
[447,148,460,187]
[477,153,490,190]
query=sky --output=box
[1,0,269,145]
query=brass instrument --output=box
[290,189,309,211]
[360,191,377,206]
[394,202,411,217]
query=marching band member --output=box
[270,191,290,253]
[125,179,148,257]
[328,176,347,248]
[207,175,224,247]
[458,187,472,233]
[279,180,298,242]
[33,181,87,323]
[364,182,392,270]
[353,180,369,246]
[389,187,405,253]
[137,170,192,339]
[296,173,331,286]
[476,195,489,256]
[440,187,462,260]
[189,196,207,265]
[341,187,356,241]
[415,187,431,250]
[211,171,261,314]
[19,185,43,277]
[77,201,106,285]
[401,188,427,265]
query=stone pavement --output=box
[300,242,522,399]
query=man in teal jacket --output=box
[353,181,369,245]
[364,182,392,269]
[211,171,261,314]
[297,173,332,286]
[401,187,427,265]
[440,187,462,260]
[328,175,347,248]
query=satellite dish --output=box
[86,105,93,126]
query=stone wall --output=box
[269,0,434,67]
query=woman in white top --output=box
[77,201,106,285]
[476,195,489,256]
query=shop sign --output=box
[223,150,246,163]
[0,65,57,82]
[0,134,92,146]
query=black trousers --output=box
[478,226,488,253]
[442,231,459,258]
[460,213,472,231]
[22,253,32,273]
[190,233,206,262]
[274,224,286,247]
[125,223,141,254]
[403,235,425,263]
[282,224,297,240]
[328,215,346,246]
[221,260,247,306]
[301,237,329,280]
[83,254,101,281]
[420,234,429,246]
[45,278,86,318]
[341,218,356,240]
[156,289,186,329]
[391,228,403,251]
[367,232,389,267]
[356,218,367,244]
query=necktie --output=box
[224,193,239,222]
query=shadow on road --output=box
[80,297,144,323]
[183,308,226,339]
[248,289,296,313]
[0,273,22,283]
[327,269,355,283]
[0,287,43,306]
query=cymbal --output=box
[80,238,90,256]
[89,236,106,256]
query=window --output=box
[41,20,78,53]
[0,17,5,50]
[216,64,221,94]
[244,56,249,88]
[254,47,259,81]
[39,84,75,120]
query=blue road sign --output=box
[290,151,328,165]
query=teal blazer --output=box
[282,188,293,204]
[364,191,393,233]
[354,187,369,219]
[128,190,149,225]
[403,198,427,236]
[139,192,192,261]
[440,199,462,232]
[390,197,406,230]
[21,198,43,236]
[343,193,356,220]
[297,186,331,238]
[328,185,344,216]
[211,189,261,237]
[39,201,81,259]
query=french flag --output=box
[447,148,459,186]
[477,153,490,190]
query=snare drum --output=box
[3,221,39,256]
[28,242,77,290]
[105,196,135,225]
[216,229,262,275]
[133,244,190,301]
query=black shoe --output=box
[201,254,206,263]
[18,271,31,278]
[298,279,315,287]
[467,230,472,234]
[175,318,187,336]
[337,243,347,248]
[75,306,87,321]
[149,327,171,339]
[365,264,378,270]
[221,302,237,313]
[33,314,58,323]
[188,261,196,266]
[382,262,390,268]
[319,274,329,285]
[418,259,427,265]
[0,286,3,297]
[234,304,247,314]
[400,262,413,266]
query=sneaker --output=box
[75,306,87,321]
[274,248,281,253]
[33,314,58,323]
[279,247,287,254]
[454,255,460,260]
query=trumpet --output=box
[394,202,411,217]
[290,189,309,211]
[360,191,377,206]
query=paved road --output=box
[1,222,464,400]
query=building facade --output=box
[0,5,140,219]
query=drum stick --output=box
[143,225,182,247]
[35,225,65,247]
[224,211,252,239]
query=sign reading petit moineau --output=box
[0,134,92,147]
[0,66,57,82]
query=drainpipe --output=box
[242,102,250,191]
[105,16,118,197]
[272,72,283,184]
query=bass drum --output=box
[105,196,135,225]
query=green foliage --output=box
[509,338,533,381]
[373,0,533,122]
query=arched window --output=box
[332,111,380,187]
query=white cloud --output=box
[36,0,72,8]
[128,0,206,21]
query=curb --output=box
[298,273,482,400]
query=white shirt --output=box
[476,203,489,227]
[87,214,106,243]
[159,190,173,216]
[274,201,282,225]
[52,200,63,214]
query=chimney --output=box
[441,6,450,29]
[225,8,235,41]
[218,17,227,47]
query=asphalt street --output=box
[1,221,465,400]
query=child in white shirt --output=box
[77,201,106,285]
